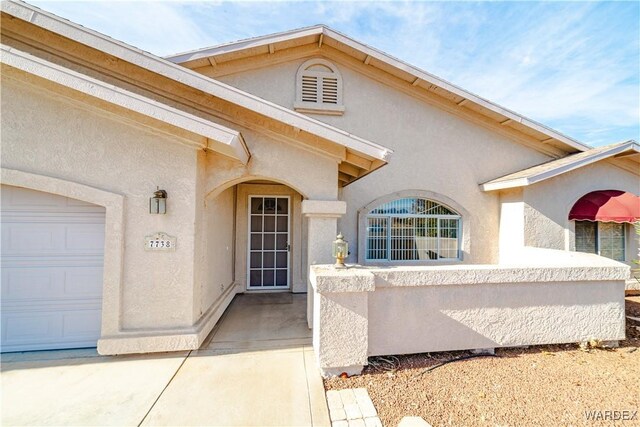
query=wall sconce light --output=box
[150,189,167,214]
[332,232,349,269]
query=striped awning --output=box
[569,190,640,223]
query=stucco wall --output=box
[215,57,554,264]
[523,161,640,266]
[202,127,339,201]
[310,249,629,376]
[368,280,624,357]
[201,185,236,314]
[1,75,200,331]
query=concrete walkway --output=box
[1,293,330,426]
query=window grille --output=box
[366,198,461,262]
[575,220,625,261]
[294,59,344,115]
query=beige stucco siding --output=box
[523,161,640,265]
[201,185,236,314]
[202,127,339,201]
[1,75,200,330]
[215,58,553,263]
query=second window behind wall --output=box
[575,220,625,261]
[366,198,461,262]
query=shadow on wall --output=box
[366,281,623,357]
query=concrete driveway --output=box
[1,293,330,426]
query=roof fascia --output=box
[1,2,391,163]
[167,25,324,64]
[481,141,639,192]
[1,43,250,163]
[321,27,589,152]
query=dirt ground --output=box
[325,297,640,427]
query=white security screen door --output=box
[248,196,290,290]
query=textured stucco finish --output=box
[4,9,638,359]
[2,59,341,355]
[215,57,555,265]
[313,291,368,371]
[2,77,200,332]
[304,201,346,327]
[310,250,628,375]
[368,280,625,357]
[522,161,639,267]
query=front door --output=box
[248,196,290,290]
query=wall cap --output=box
[310,265,375,292]
[302,200,346,217]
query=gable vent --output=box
[294,59,345,115]
[322,77,338,104]
[301,75,319,103]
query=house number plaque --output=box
[145,232,177,251]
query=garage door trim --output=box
[1,168,125,341]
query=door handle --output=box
[286,243,291,252]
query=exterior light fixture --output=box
[150,189,167,214]
[332,233,349,269]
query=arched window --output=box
[366,198,461,262]
[294,59,344,115]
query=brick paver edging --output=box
[326,388,382,427]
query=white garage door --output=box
[1,185,105,352]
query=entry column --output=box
[302,200,346,328]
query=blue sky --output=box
[29,1,639,147]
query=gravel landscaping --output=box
[325,296,640,427]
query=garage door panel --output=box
[1,186,103,212]
[3,313,60,342]
[64,267,104,296]
[65,225,106,251]
[1,185,105,352]
[2,186,65,208]
[2,223,105,256]
[2,266,103,301]
[2,308,101,352]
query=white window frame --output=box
[294,58,345,115]
[365,199,462,263]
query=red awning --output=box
[569,190,640,223]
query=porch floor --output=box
[201,292,312,352]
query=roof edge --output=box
[1,1,392,165]
[166,24,591,154]
[1,42,251,163]
[481,140,639,192]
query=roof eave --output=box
[1,1,391,166]
[1,42,250,163]
[481,141,639,192]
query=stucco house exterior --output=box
[1,1,638,375]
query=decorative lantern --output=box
[149,189,167,214]
[332,233,349,269]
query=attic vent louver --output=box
[294,59,345,115]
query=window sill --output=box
[362,259,464,267]
[294,102,345,116]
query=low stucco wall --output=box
[310,248,628,376]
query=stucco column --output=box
[499,188,525,262]
[302,200,347,328]
[310,266,374,377]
